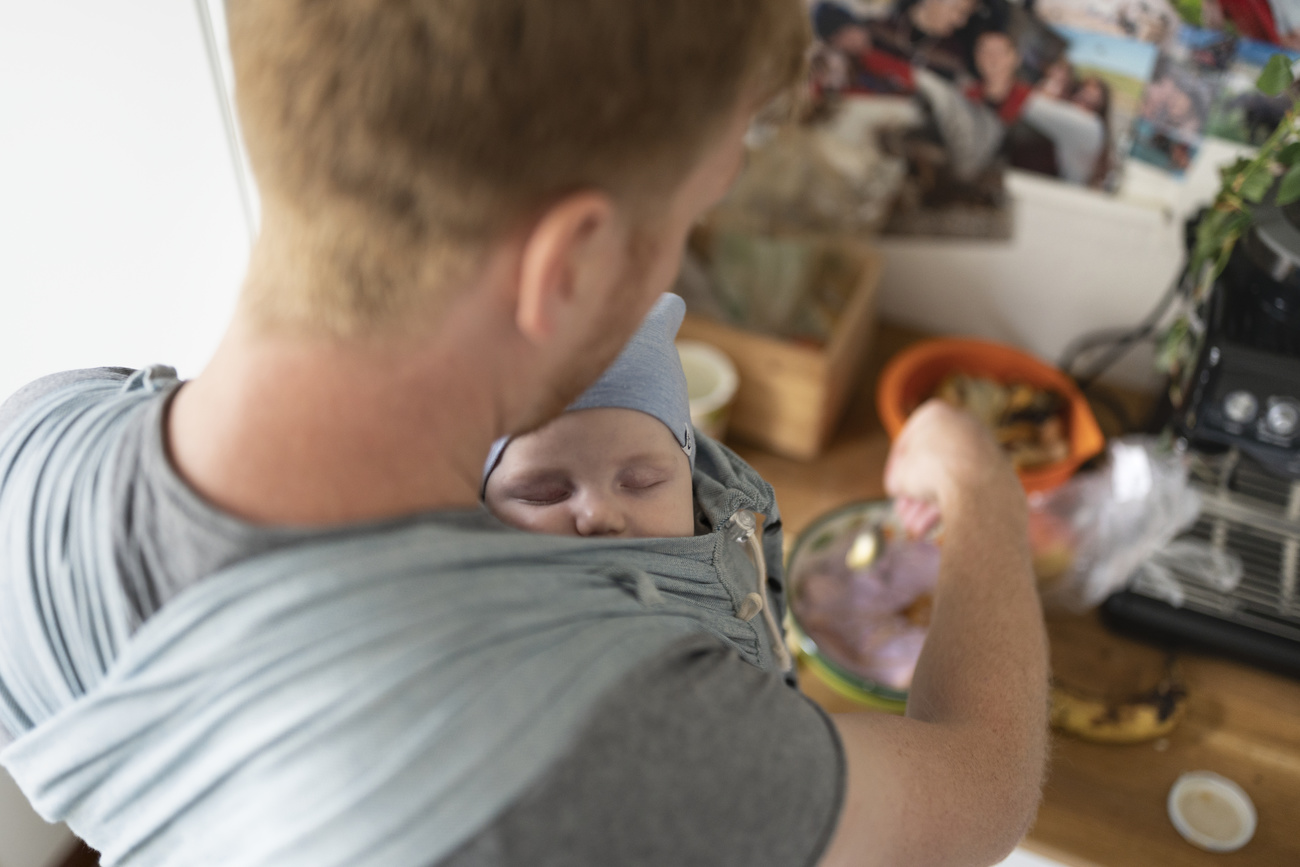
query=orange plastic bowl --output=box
[876,338,1104,494]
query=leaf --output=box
[1239,165,1274,203]
[1213,236,1238,277]
[1194,209,1228,258]
[1195,207,1253,280]
[1155,320,1189,373]
[1277,163,1300,205]
[1280,142,1300,166]
[1257,54,1295,97]
[1230,156,1254,172]
[1225,209,1255,236]
[1220,156,1253,186]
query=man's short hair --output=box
[229,0,810,333]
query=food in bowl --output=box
[788,501,940,703]
[932,373,1069,470]
[876,338,1105,494]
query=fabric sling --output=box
[0,369,788,866]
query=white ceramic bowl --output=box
[676,340,738,441]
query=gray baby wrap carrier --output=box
[0,370,790,866]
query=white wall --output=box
[0,3,247,865]
[875,141,1254,390]
[0,1,249,404]
[0,770,68,867]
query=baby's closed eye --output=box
[618,467,671,491]
[506,484,570,505]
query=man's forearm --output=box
[906,488,1048,728]
[904,487,1050,854]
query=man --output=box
[0,2,1048,865]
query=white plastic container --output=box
[676,340,739,442]
[1167,771,1257,853]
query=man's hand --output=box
[883,399,1024,538]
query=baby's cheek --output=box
[650,482,697,538]
[491,502,576,536]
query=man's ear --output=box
[515,191,619,345]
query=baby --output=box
[484,293,795,673]
[483,293,698,538]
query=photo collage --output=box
[807,0,1300,201]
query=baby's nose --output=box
[574,491,626,537]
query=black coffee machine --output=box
[1176,195,1300,477]
[1103,194,1300,675]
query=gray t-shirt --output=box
[0,370,844,866]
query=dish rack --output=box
[1104,448,1300,676]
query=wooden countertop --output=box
[730,325,1300,867]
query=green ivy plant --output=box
[1158,55,1299,402]
[1189,55,1300,280]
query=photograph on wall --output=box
[799,0,1169,242]
[1205,36,1300,145]
[1006,4,1071,83]
[1036,0,1183,47]
[806,0,1024,239]
[1130,25,1231,174]
[1036,26,1160,188]
[802,0,1165,212]
[808,0,1011,98]
[1173,0,1300,51]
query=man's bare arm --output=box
[818,401,1050,867]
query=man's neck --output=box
[167,308,508,528]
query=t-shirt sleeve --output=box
[0,368,135,745]
[0,368,134,436]
[439,634,845,867]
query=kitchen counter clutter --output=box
[676,225,883,461]
[731,324,1300,867]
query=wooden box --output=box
[677,231,882,461]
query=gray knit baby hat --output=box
[483,293,695,489]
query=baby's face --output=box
[485,408,695,538]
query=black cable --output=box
[1058,267,1188,392]
[1059,208,1210,392]
[1071,333,1158,391]
[1059,326,1146,369]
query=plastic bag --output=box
[1029,437,1242,612]
[1130,539,1245,609]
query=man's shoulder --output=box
[0,367,135,435]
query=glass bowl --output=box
[786,499,941,713]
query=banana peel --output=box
[1050,669,1188,745]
